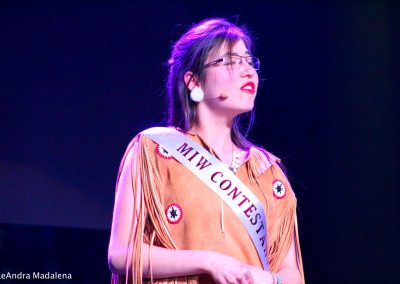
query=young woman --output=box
[108,18,304,284]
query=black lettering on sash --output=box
[244,204,257,217]
[211,172,223,182]
[259,235,266,247]
[256,221,265,234]
[188,151,199,161]
[227,187,241,200]
[250,213,261,225]
[238,195,250,207]
[176,143,193,157]
[196,156,212,170]
[220,179,232,190]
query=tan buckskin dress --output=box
[112,129,304,284]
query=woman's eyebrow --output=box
[220,50,252,57]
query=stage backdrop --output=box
[1,1,398,283]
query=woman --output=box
[108,18,304,284]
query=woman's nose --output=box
[240,62,256,77]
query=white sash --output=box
[142,127,270,270]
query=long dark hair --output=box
[167,18,256,150]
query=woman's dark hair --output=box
[167,18,256,150]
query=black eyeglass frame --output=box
[203,55,261,71]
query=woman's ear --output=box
[184,71,201,91]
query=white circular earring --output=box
[190,87,204,102]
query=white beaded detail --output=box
[229,150,242,174]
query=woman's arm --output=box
[108,147,136,274]
[245,239,301,284]
[108,147,254,284]
[141,244,255,283]
[274,239,302,283]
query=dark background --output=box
[1,1,398,283]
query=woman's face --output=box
[201,39,259,117]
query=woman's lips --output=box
[240,82,256,94]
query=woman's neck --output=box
[189,110,236,165]
[192,120,232,151]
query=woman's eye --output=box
[223,60,235,65]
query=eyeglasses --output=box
[204,55,260,71]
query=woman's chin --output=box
[231,106,254,117]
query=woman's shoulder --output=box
[122,126,183,164]
[246,145,281,176]
[249,146,280,162]
[126,126,175,147]
[248,146,297,200]
[119,127,164,161]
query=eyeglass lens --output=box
[229,55,259,70]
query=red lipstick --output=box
[240,82,256,94]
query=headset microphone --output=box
[219,91,230,99]
[203,91,230,100]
